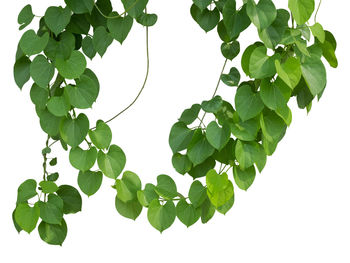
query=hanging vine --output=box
[12,0,338,245]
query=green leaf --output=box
[206,121,231,150]
[97,145,126,179]
[223,4,251,39]
[169,122,194,153]
[235,140,266,172]
[115,197,142,220]
[310,23,325,43]
[66,14,91,34]
[39,181,59,194]
[230,113,260,141]
[137,184,159,207]
[14,203,40,233]
[215,100,235,125]
[64,75,99,109]
[241,42,264,76]
[275,57,301,89]
[193,0,213,10]
[201,95,223,113]
[56,185,82,214]
[233,165,256,190]
[115,171,142,202]
[190,5,220,32]
[221,41,240,60]
[19,30,49,56]
[47,194,64,210]
[172,153,192,175]
[258,9,290,49]
[38,201,63,225]
[147,200,176,233]
[38,219,67,246]
[64,0,94,14]
[121,0,149,19]
[155,174,177,200]
[44,32,76,61]
[188,157,216,179]
[249,45,279,79]
[107,13,133,44]
[318,31,338,68]
[176,199,201,227]
[206,169,234,207]
[88,120,112,149]
[69,146,97,172]
[188,180,207,208]
[301,55,327,96]
[60,113,90,148]
[201,197,216,223]
[30,55,55,88]
[30,84,48,108]
[47,173,59,182]
[187,130,215,166]
[213,138,236,165]
[18,4,34,30]
[246,0,277,30]
[260,110,286,143]
[136,13,158,26]
[92,26,113,57]
[82,36,96,60]
[288,0,315,25]
[44,6,71,36]
[259,79,288,111]
[78,170,103,196]
[47,95,70,117]
[221,67,241,86]
[178,104,201,125]
[17,179,37,204]
[55,50,86,79]
[39,108,62,137]
[12,209,22,233]
[14,56,31,89]
[217,196,234,215]
[49,158,57,166]
[235,84,264,122]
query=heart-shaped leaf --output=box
[64,0,94,14]
[205,121,231,150]
[221,41,240,60]
[275,57,301,89]
[107,13,133,44]
[147,200,176,233]
[30,55,55,88]
[249,45,280,79]
[97,145,126,179]
[69,146,97,171]
[44,6,71,36]
[19,30,49,56]
[221,67,241,86]
[235,84,264,122]
[190,5,220,32]
[176,199,201,227]
[55,50,87,79]
[59,113,90,148]
[288,0,315,25]
[88,120,112,149]
[246,0,277,30]
[78,170,103,196]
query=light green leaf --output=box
[19,30,49,56]
[233,165,256,190]
[206,169,234,207]
[69,146,97,172]
[310,23,325,43]
[246,0,277,30]
[176,199,201,227]
[275,57,301,89]
[188,180,207,208]
[14,203,40,233]
[64,0,94,14]
[107,13,133,44]
[39,181,59,194]
[206,121,231,150]
[115,171,142,202]
[235,140,266,172]
[38,219,67,245]
[301,55,327,96]
[64,75,99,109]
[241,42,264,76]
[147,200,176,233]
[169,122,194,153]
[17,179,37,204]
[155,174,177,200]
[137,184,158,207]
[249,45,279,79]
[60,113,90,148]
[318,31,338,68]
[78,170,103,196]
[115,197,142,220]
[88,120,112,149]
[259,79,288,110]
[97,145,126,179]
[235,84,264,122]
[14,56,31,89]
[230,113,260,141]
[55,50,86,79]
[56,185,82,214]
[44,6,71,36]
[288,0,315,25]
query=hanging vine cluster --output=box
[12,0,337,245]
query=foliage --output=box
[12,0,337,245]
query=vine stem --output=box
[199,58,228,126]
[94,0,140,19]
[314,0,322,23]
[103,20,150,125]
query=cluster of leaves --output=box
[12,0,337,245]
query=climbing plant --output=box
[12,0,337,245]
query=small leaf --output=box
[30,55,55,88]
[39,181,59,194]
[14,56,31,89]
[115,171,142,202]
[147,200,176,233]
[38,219,67,246]
[59,113,90,148]
[275,57,301,89]
[249,45,279,79]
[92,26,113,57]
[19,30,49,56]
[221,67,241,86]
[172,153,192,175]
[176,199,201,227]
[233,165,256,190]
[18,4,34,30]
[136,13,158,26]
[310,23,325,43]
[78,170,103,196]
[69,146,97,172]
[206,121,231,150]
[14,203,40,233]
[221,41,240,60]
[200,197,216,223]
[178,104,201,125]
[88,120,112,149]
[301,55,327,96]
[97,145,126,179]
[17,179,37,204]
[188,180,207,208]
[187,130,215,166]
[137,184,158,207]
[115,196,142,220]
[121,0,149,19]
[235,84,264,122]
[155,174,177,200]
[55,50,86,79]
[201,96,223,113]
[82,36,96,60]
[169,122,194,153]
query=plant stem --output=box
[315,0,322,23]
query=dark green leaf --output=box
[193,0,213,10]
[187,130,215,166]
[178,104,201,125]
[188,157,216,179]
[107,13,133,44]
[44,32,76,61]
[39,108,62,137]
[30,55,55,88]
[55,50,86,79]
[92,26,113,57]
[82,36,96,60]
[206,121,231,150]
[201,197,216,223]
[216,196,234,215]
[18,4,34,30]
[221,41,240,60]
[241,42,264,76]
[121,0,149,19]
[172,153,192,175]
[169,122,194,153]
[213,138,236,165]
[14,56,31,89]
[190,5,220,32]
[136,13,158,26]
[64,0,94,14]
[201,95,223,113]
[246,0,277,30]
[188,180,207,208]
[38,201,63,225]
[230,113,260,141]
[275,56,302,89]
[56,185,82,214]
[260,110,286,144]
[47,95,70,117]
[221,67,241,86]
[30,84,48,108]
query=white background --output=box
[1,0,349,262]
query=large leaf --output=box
[97,145,126,179]
[38,219,67,245]
[147,200,176,233]
[88,120,112,149]
[301,55,327,96]
[17,179,37,204]
[69,146,97,172]
[19,30,49,56]
[107,13,133,44]
[59,113,90,148]
[235,84,264,122]
[14,203,40,233]
[78,170,103,196]
[121,0,149,19]
[56,185,82,214]
[55,50,86,79]
[246,0,277,30]
[206,169,234,207]
[44,6,71,36]
[288,0,315,25]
